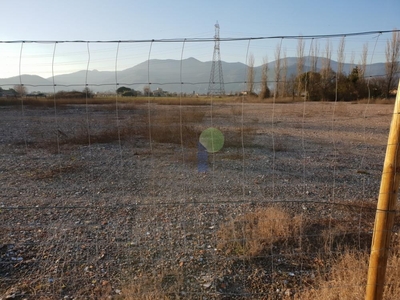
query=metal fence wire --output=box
[1,30,400,299]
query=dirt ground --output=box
[0,100,395,299]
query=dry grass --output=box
[46,101,261,152]
[357,98,395,105]
[217,206,304,256]
[0,96,214,107]
[295,237,400,299]
[148,97,211,106]
[145,107,205,147]
[295,251,368,299]
[262,96,305,103]
[36,105,206,150]
[150,107,206,124]
[20,99,262,169]
[213,203,400,299]
[228,95,306,104]
[0,97,121,107]
[1,96,394,108]
[0,94,308,109]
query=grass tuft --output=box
[217,206,303,256]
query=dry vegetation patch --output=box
[217,206,304,256]
[296,237,400,299]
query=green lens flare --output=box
[199,127,224,153]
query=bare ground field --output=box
[0,99,399,299]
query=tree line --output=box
[247,31,400,101]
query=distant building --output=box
[0,89,18,98]
[153,88,168,97]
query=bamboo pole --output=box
[365,80,400,300]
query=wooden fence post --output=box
[365,81,400,300]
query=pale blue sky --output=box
[0,0,398,78]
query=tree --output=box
[83,87,94,98]
[347,66,364,100]
[117,86,137,97]
[259,56,270,99]
[246,53,255,94]
[310,41,319,73]
[297,71,322,101]
[303,40,319,98]
[385,30,400,98]
[13,84,27,97]
[143,85,151,96]
[296,37,305,97]
[345,66,378,100]
[116,86,132,95]
[337,36,346,76]
[360,42,369,79]
[334,37,347,101]
[281,51,288,97]
[349,51,355,71]
[286,74,297,100]
[122,90,137,97]
[368,77,385,98]
[274,42,282,99]
[320,40,333,101]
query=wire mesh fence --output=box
[1,30,400,299]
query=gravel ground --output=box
[0,101,394,299]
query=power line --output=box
[0,29,398,44]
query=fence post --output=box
[365,80,400,300]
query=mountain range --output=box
[0,57,387,94]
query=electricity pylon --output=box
[207,22,225,96]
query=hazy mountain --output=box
[52,69,115,87]
[0,75,54,93]
[0,57,387,94]
[102,58,250,94]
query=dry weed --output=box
[294,251,368,299]
[295,242,400,299]
[217,206,303,256]
[295,220,400,299]
[151,97,211,106]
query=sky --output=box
[0,0,398,79]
